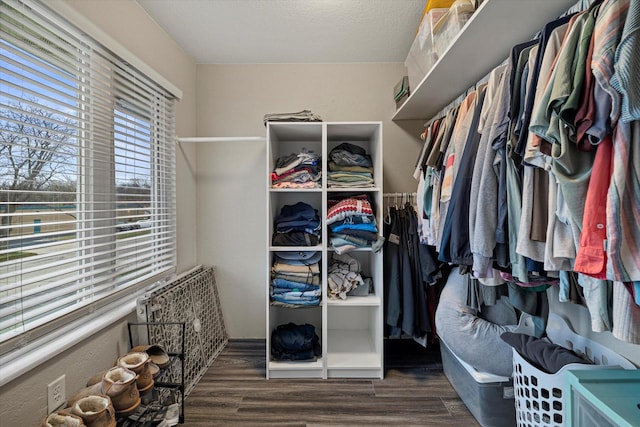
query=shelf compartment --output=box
[326,249,383,301]
[326,122,382,191]
[267,305,323,379]
[326,305,383,378]
[270,191,322,247]
[268,122,323,192]
[326,329,382,378]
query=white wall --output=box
[195,63,424,338]
[0,1,198,425]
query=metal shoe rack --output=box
[119,321,186,426]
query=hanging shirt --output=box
[574,135,612,279]
[517,19,573,267]
[610,0,640,123]
[590,0,638,282]
[440,83,487,266]
[437,92,476,251]
[548,11,597,237]
[515,13,577,157]
[440,91,476,204]
[470,66,509,277]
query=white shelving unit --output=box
[393,0,580,121]
[266,121,383,379]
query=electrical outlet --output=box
[47,375,66,413]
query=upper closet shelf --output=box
[392,0,579,121]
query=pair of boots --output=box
[62,347,162,423]
[117,351,154,394]
[71,395,116,427]
[41,395,115,427]
[68,365,141,418]
[78,351,155,410]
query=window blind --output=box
[0,0,177,354]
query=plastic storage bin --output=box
[432,0,475,57]
[512,313,636,427]
[404,8,448,91]
[440,338,516,427]
[567,369,640,427]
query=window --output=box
[0,0,177,355]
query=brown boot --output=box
[99,366,141,417]
[117,352,153,393]
[66,383,102,409]
[85,370,108,387]
[130,344,170,369]
[71,395,116,427]
[41,412,86,427]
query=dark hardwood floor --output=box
[183,339,480,426]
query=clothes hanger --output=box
[384,196,392,225]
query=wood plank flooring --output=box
[183,339,480,426]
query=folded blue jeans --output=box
[271,278,319,292]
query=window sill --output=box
[0,289,146,387]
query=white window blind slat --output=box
[1,238,174,295]
[1,251,164,309]
[0,18,90,75]
[1,63,82,104]
[0,0,177,355]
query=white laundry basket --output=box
[512,313,636,427]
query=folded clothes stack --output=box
[271,149,321,189]
[271,323,322,362]
[326,194,383,254]
[263,109,323,126]
[327,252,372,300]
[270,251,321,307]
[272,202,321,246]
[327,142,374,188]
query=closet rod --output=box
[383,192,417,197]
[423,56,507,128]
[176,136,265,143]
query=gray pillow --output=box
[500,331,593,374]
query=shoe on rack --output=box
[71,395,116,427]
[68,366,140,417]
[99,366,141,417]
[41,412,86,427]
[85,370,108,387]
[149,361,160,379]
[130,344,170,369]
[117,352,153,393]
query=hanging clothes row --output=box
[413,0,640,344]
[382,192,448,344]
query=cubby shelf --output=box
[266,121,384,379]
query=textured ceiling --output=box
[136,0,425,64]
